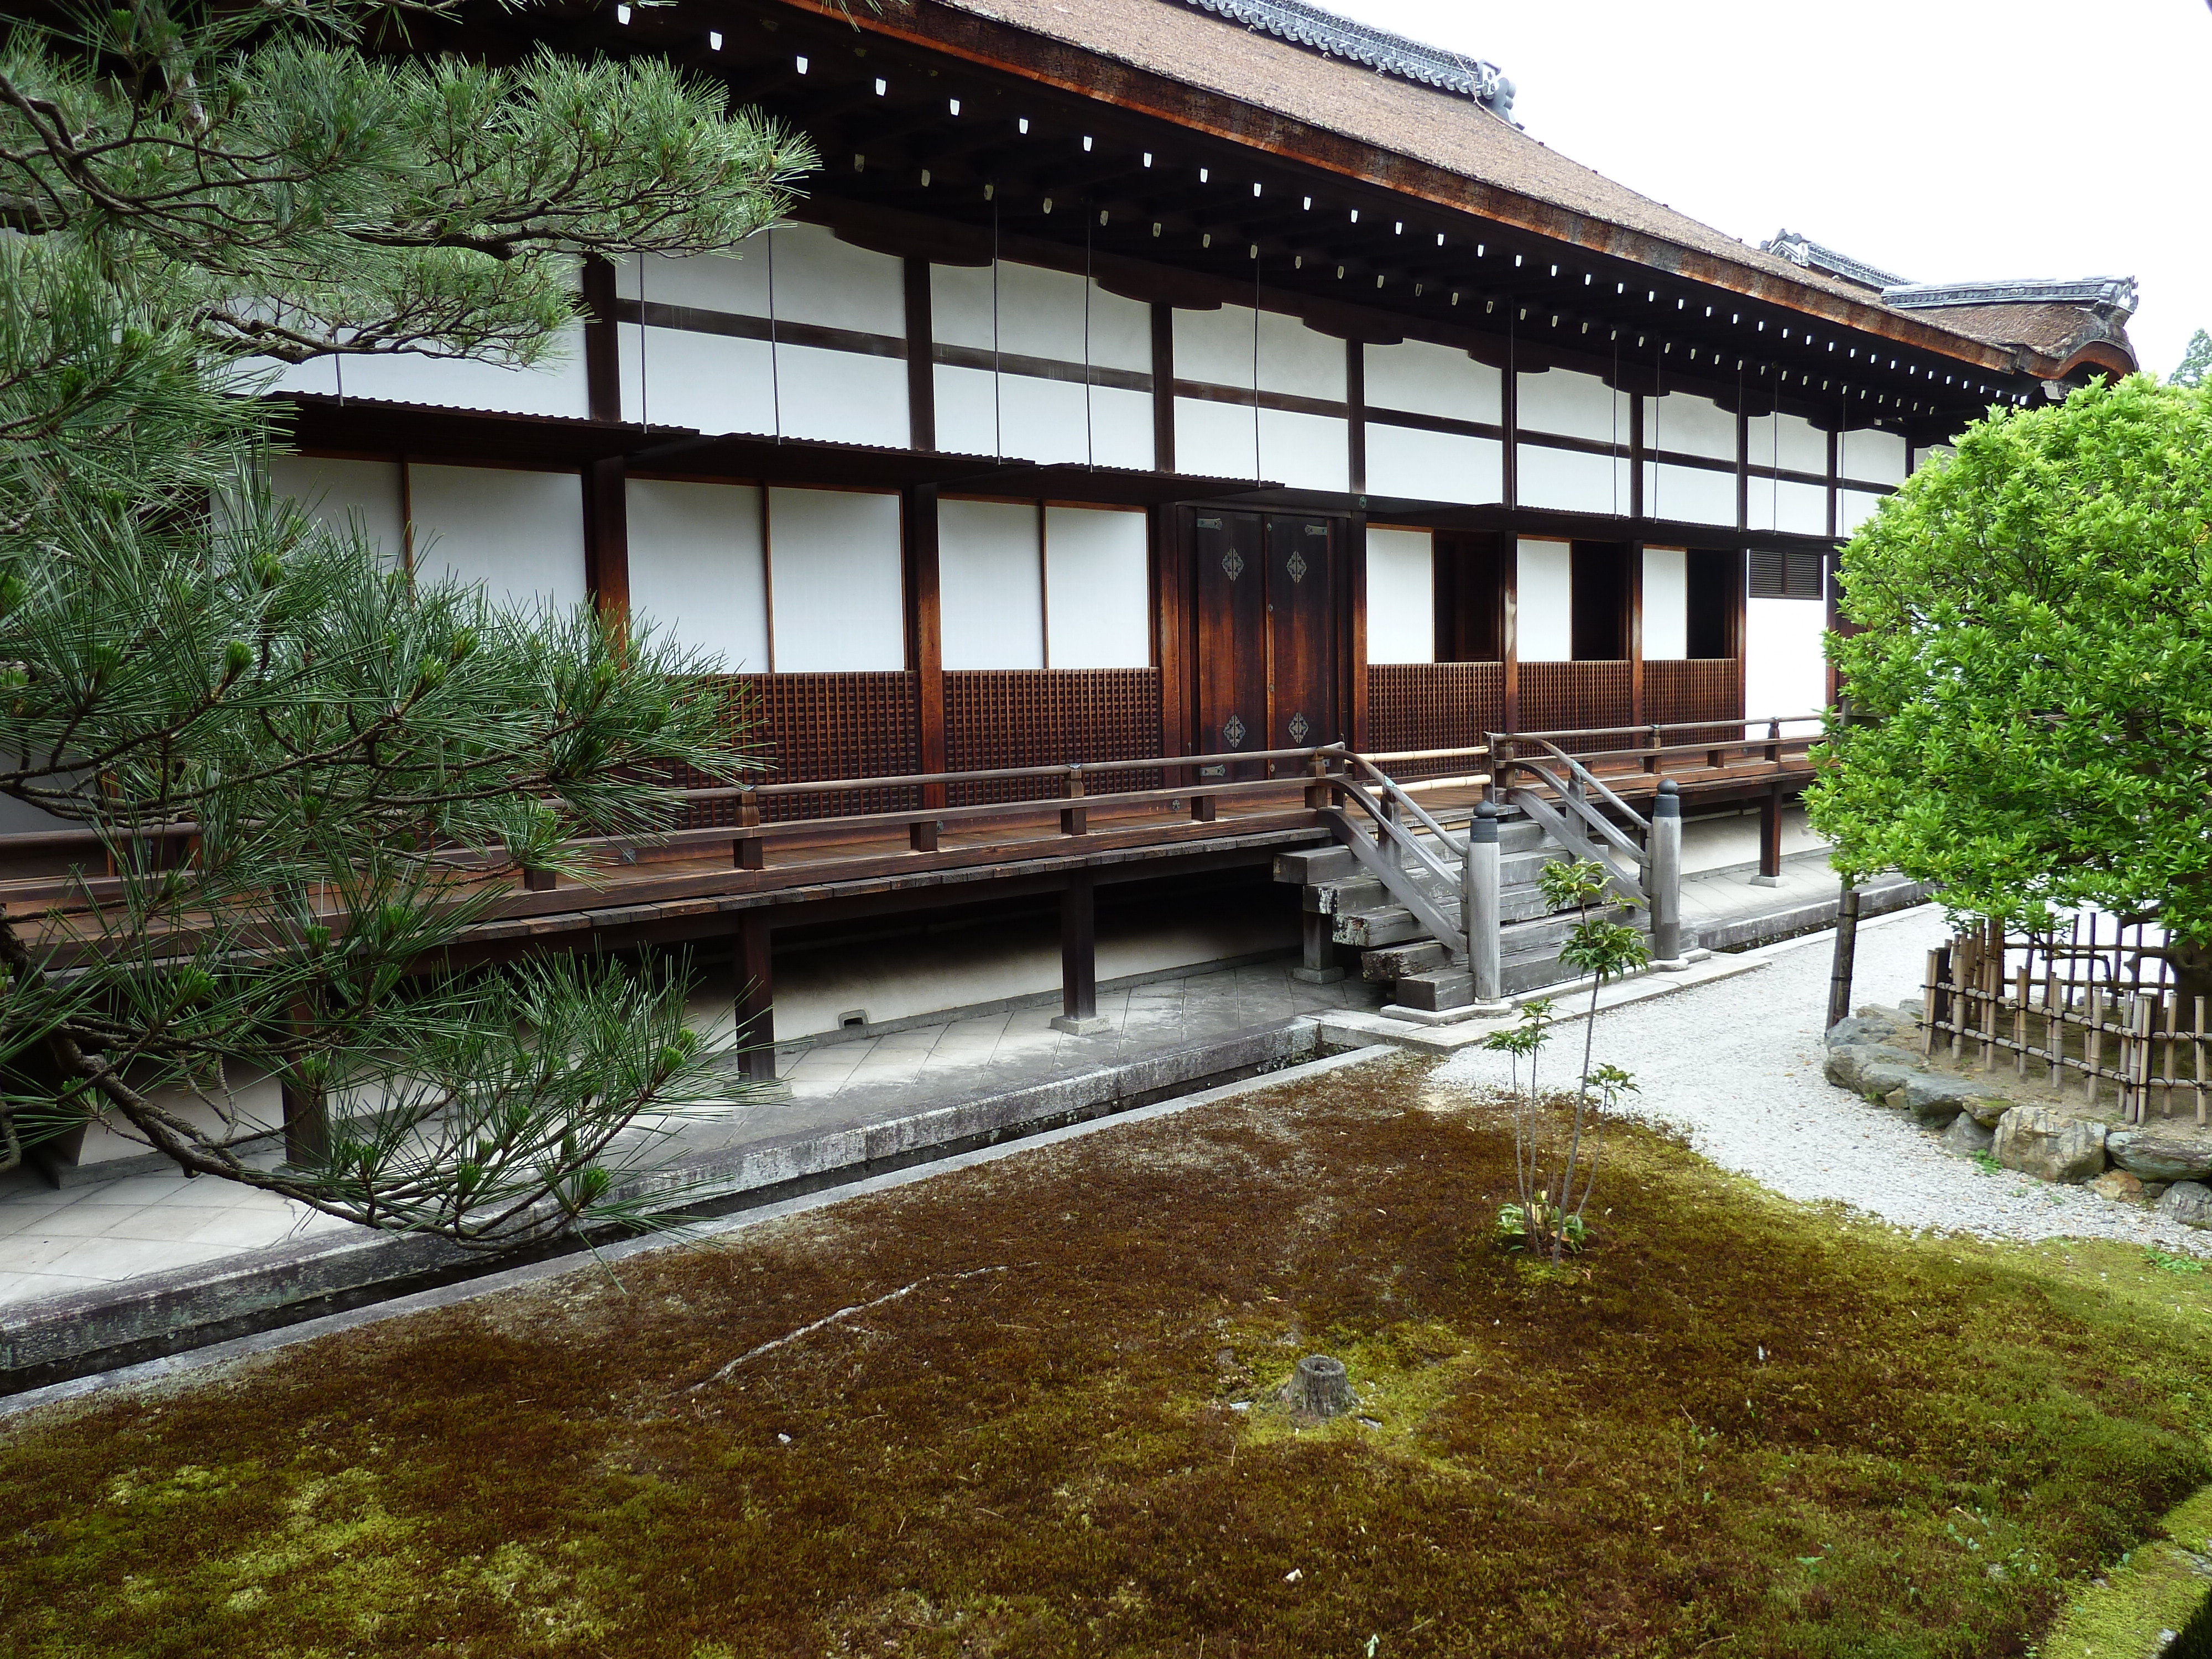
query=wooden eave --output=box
[778,0,2042,380]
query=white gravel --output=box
[1432,904,2212,1255]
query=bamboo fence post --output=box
[2196,995,2206,1128]
[2087,986,2102,1108]
[1922,950,1943,1056]
[2046,962,2062,1085]
[1951,939,1969,1062]
[2164,992,2179,1119]
[1981,924,1999,1071]
[2015,965,2030,1080]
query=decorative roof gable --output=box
[1176,0,1516,118]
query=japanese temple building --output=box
[260,0,2140,1052]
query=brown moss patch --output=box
[6,1055,2212,1657]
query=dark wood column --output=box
[1151,303,1176,473]
[1501,319,1519,511]
[1627,388,1646,520]
[903,483,946,804]
[1825,426,1840,539]
[1735,406,1751,534]
[904,257,936,453]
[734,911,776,1083]
[1501,537,1521,732]
[1627,540,1646,727]
[583,457,629,625]
[582,256,622,424]
[1345,340,1366,494]
[1347,510,1369,750]
[1151,503,1188,759]
[1053,872,1107,1034]
[1758,781,1786,881]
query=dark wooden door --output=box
[1192,509,1267,773]
[1266,515,1338,749]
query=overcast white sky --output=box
[1312,0,2209,378]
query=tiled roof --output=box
[1882,276,2137,317]
[1176,0,1515,114]
[1760,231,1908,293]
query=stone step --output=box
[1310,855,1573,921]
[1360,939,1451,982]
[1274,846,1356,885]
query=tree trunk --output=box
[2173,940,2212,1020]
[1284,1354,1354,1420]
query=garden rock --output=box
[2088,1170,2146,1204]
[2157,1181,2212,1230]
[2106,1123,2212,1183]
[1824,1043,1922,1097]
[1825,1014,1901,1051]
[1898,1073,2015,1130]
[1939,1112,1995,1154]
[1993,1107,2108,1185]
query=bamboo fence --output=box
[1919,913,2207,1127]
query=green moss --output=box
[8,1057,2212,1656]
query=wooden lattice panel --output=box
[1518,660,1634,747]
[944,670,1163,804]
[1645,658,1744,740]
[1366,662,1503,778]
[677,672,921,824]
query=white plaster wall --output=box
[1745,411,1828,476]
[1642,545,1689,660]
[1747,478,1829,536]
[938,498,1044,671]
[1175,396,1262,481]
[268,455,404,564]
[275,326,591,419]
[1044,506,1150,669]
[1260,409,1350,493]
[1175,305,1259,389]
[1365,526,1434,663]
[625,244,771,314]
[1364,424,1502,505]
[1516,538,1574,662]
[1646,392,1735,462]
[1840,427,1908,486]
[1745,595,1829,734]
[933,261,1147,372]
[765,487,905,671]
[1363,340,1500,424]
[1517,443,1627,515]
[1839,489,1887,536]
[937,368,1149,468]
[750,222,905,336]
[408,465,586,614]
[623,326,777,434]
[1518,368,1623,443]
[764,343,911,450]
[1258,310,1345,400]
[624,479,769,670]
[1644,461,1737,528]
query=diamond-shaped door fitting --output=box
[1288,711,1310,742]
[1285,550,1308,584]
[1223,713,1246,748]
[1220,547,1245,581]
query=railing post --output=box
[1305,752,1329,811]
[1060,764,1087,837]
[1379,790,1401,869]
[1649,778,1688,969]
[1465,800,1506,1008]
[734,785,766,870]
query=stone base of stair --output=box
[1378,999,1514,1027]
[1290,965,1347,985]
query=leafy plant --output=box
[1482,860,1647,1262]
[1808,377,2212,1005]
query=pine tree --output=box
[0,2,817,1245]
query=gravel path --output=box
[1433,905,2212,1254]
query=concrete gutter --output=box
[1,1019,1326,1396]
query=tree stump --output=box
[1284,1354,1353,1420]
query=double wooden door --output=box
[1190,509,1341,772]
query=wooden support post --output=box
[734,911,775,1084]
[279,998,327,1167]
[1060,765,1087,836]
[1755,781,1784,883]
[1465,798,1505,1004]
[1649,778,1686,968]
[1053,872,1107,1034]
[734,787,765,870]
[904,482,946,807]
[909,818,940,853]
[1189,792,1217,823]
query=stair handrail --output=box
[1312,748,1472,962]
[1488,736,1649,905]
[1499,736,1652,837]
